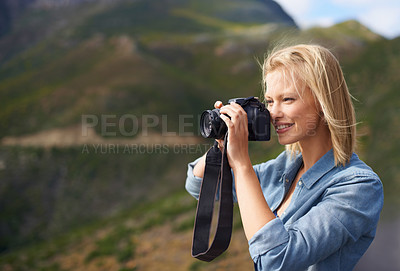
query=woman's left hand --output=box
[219,102,251,171]
[221,102,274,241]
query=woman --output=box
[185,44,383,270]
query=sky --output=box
[274,0,400,39]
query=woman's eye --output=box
[265,100,273,106]
[283,97,295,102]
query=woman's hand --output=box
[193,100,249,178]
[215,100,251,172]
[215,100,274,241]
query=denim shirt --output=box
[185,149,384,271]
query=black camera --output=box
[200,96,270,141]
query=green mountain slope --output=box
[0,0,298,138]
[343,37,400,201]
[0,0,296,254]
[0,190,252,271]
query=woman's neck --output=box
[299,129,332,172]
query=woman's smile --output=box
[274,122,294,134]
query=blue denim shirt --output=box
[185,149,384,271]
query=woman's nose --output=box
[268,103,283,120]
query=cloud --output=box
[273,0,317,28]
[274,0,314,19]
[359,7,400,38]
[331,0,376,6]
[274,0,400,38]
[330,0,400,37]
[311,17,336,28]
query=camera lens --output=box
[200,109,227,139]
[200,110,213,138]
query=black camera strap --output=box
[191,134,233,262]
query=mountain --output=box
[343,36,400,199]
[0,0,298,253]
[0,0,35,36]
[305,20,383,57]
[0,0,299,139]
[0,0,297,62]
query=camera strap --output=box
[191,134,233,262]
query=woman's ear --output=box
[316,102,326,122]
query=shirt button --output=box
[298,181,303,186]
[286,179,289,183]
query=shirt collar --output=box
[300,149,337,189]
[283,153,303,184]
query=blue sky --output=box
[274,0,400,39]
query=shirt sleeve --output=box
[185,158,239,202]
[248,173,384,271]
[185,157,204,200]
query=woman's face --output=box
[265,69,328,146]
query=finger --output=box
[229,102,247,114]
[216,139,224,149]
[220,111,248,140]
[220,104,246,123]
[221,103,245,114]
[220,104,237,115]
[222,106,249,137]
[219,113,233,128]
[214,101,223,109]
[220,106,235,121]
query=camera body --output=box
[200,96,270,141]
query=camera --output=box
[200,96,270,141]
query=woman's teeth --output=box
[276,124,293,130]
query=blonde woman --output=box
[185,44,384,270]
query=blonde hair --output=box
[263,44,356,166]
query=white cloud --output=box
[359,7,400,38]
[312,17,336,28]
[330,0,400,37]
[274,0,400,38]
[295,16,335,29]
[274,0,314,19]
[273,0,317,29]
[331,0,376,6]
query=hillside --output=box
[0,0,299,139]
[0,190,254,270]
[0,0,399,270]
[0,0,296,254]
[343,36,400,201]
